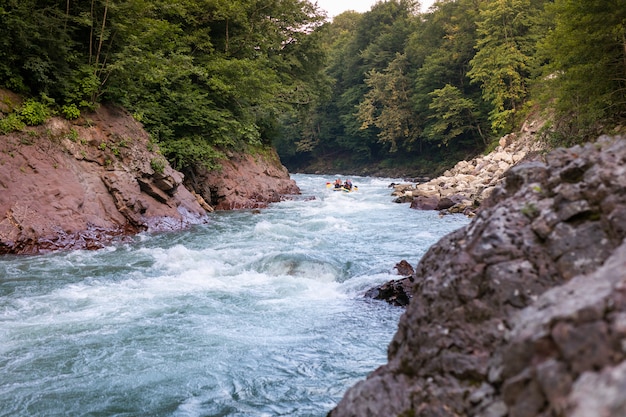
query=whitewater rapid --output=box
[0,174,469,416]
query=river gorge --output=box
[0,174,469,416]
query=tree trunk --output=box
[89,0,95,65]
[226,19,229,52]
[94,0,109,76]
[622,30,626,77]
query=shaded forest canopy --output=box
[1,0,625,176]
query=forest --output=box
[1,0,625,176]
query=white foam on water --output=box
[338,271,398,296]
[0,174,471,417]
[415,230,436,238]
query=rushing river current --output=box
[0,174,469,417]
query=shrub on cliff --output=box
[0,113,24,134]
[0,97,54,133]
[19,98,51,126]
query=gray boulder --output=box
[330,136,626,417]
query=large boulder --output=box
[330,136,626,417]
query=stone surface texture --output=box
[0,101,298,254]
[331,136,626,417]
[392,118,546,215]
[190,149,300,210]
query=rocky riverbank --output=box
[391,118,546,216]
[0,100,298,254]
[331,135,626,417]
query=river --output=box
[0,174,469,417]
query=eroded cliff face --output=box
[189,149,300,210]
[0,105,207,254]
[330,136,626,417]
[0,103,299,254]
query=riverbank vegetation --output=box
[0,0,327,172]
[1,0,625,177]
[276,0,626,175]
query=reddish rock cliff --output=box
[189,149,300,210]
[0,103,299,254]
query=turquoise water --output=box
[0,174,469,416]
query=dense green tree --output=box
[301,0,418,164]
[538,0,626,140]
[468,0,544,133]
[357,53,420,152]
[5,0,622,176]
[277,0,493,172]
[0,0,79,97]
[0,0,328,171]
[426,84,486,147]
[276,0,625,174]
[102,0,326,168]
[410,0,488,150]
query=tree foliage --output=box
[357,53,420,152]
[537,0,626,140]
[468,0,544,133]
[0,0,327,170]
[3,0,623,175]
[278,0,625,173]
[426,84,485,147]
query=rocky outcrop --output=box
[392,118,546,215]
[189,149,299,210]
[330,135,626,417]
[365,260,416,307]
[0,99,299,254]
[0,105,209,254]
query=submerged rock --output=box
[365,260,415,307]
[364,278,413,307]
[331,136,626,417]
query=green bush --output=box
[64,67,100,111]
[150,157,167,174]
[65,128,79,142]
[19,99,51,125]
[161,136,225,171]
[0,113,26,134]
[61,104,81,120]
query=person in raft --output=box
[343,179,353,190]
[334,178,343,189]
